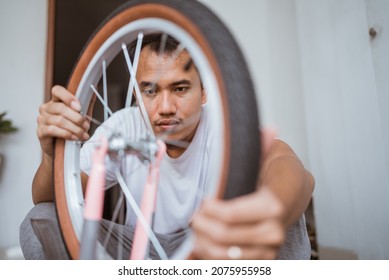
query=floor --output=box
[0,245,24,260]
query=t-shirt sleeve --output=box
[80,117,121,185]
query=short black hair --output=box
[128,33,196,74]
[128,33,180,62]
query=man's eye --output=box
[143,88,157,95]
[175,87,188,93]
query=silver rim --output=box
[62,18,225,259]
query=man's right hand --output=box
[37,85,90,157]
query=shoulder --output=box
[108,106,140,123]
[101,107,143,131]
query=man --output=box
[20,34,314,260]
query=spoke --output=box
[116,216,125,258]
[100,182,126,260]
[153,37,185,86]
[117,198,125,260]
[76,115,118,145]
[158,33,168,56]
[83,115,120,136]
[161,138,190,149]
[125,33,143,108]
[122,35,185,139]
[90,85,113,116]
[104,181,118,191]
[114,168,168,260]
[102,192,124,251]
[122,43,154,138]
[84,115,103,126]
[102,60,109,121]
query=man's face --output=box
[136,46,206,148]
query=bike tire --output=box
[54,0,261,260]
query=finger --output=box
[51,85,81,111]
[39,110,89,141]
[47,115,89,141]
[194,236,278,260]
[44,102,89,130]
[199,189,282,224]
[192,209,284,247]
[38,124,79,141]
[193,237,227,259]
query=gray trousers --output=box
[19,202,69,259]
[20,203,311,260]
[19,202,188,260]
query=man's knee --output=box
[19,202,69,259]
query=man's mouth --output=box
[156,119,181,132]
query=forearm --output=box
[259,140,314,228]
[32,153,55,204]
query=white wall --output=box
[201,0,309,165]
[206,0,389,259]
[296,0,389,259]
[0,0,47,250]
[366,0,389,178]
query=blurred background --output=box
[0,0,388,259]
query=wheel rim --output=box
[55,7,231,260]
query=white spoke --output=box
[82,115,121,138]
[104,181,118,191]
[102,60,109,121]
[90,85,113,116]
[154,39,185,85]
[102,192,124,249]
[161,138,189,149]
[84,114,103,126]
[158,33,168,55]
[114,168,168,260]
[122,43,155,138]
[125,33,143,108]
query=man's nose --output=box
[158,91,177,115]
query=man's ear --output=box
[133,91,138,106]
[201,88,207,104]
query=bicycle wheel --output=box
[54,0,260,260]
